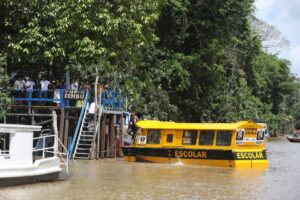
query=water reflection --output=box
[1,136,300,200]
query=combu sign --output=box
[64,89,85,100]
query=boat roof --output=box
[136,120,259,130]
[0,124,42,133]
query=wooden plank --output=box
[10,105,60,109]
[7,113,53,117]
[36,119,53,125]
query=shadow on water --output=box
[1,136,300,200]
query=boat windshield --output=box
[0,132,10,156]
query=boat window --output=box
[182,130,197,145]
[147,130,161,144]
[256,130,265,140]
[199,130,214,145]
[166,134,173,143]
[216,131,232,146]
[0,133,10,155]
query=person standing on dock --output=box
[128,112,139,138]
[88,101,96,130]
[39,77,51,99]
[24,76,35,100]
[14,76,24,91]
[53,79,62,106]
[13,76,25,99]
[24,76,35,91]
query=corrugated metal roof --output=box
[136,120,257,130]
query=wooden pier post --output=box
[100,115,106,159]
[64,111,69,149]
[59,108,65,152]
[106,116,110,158]
[30,107,35,125]
[52,111,59,151]
[96,114,101,160]
[109,114,115,158]
[119,114,124,157]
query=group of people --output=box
[12,74,140,135]
[13,75,53,99]
[12,75,93,107]
[13,76,92,92]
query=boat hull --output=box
[122,147,268,168]
[0,172,60,187]
[0,157,62,187]
[287,137,300,142]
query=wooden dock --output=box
[3,89,129,160]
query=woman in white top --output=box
[24,76,35,91]
[24,76,35,100]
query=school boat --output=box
[122,120,268,168]
[0,124,68,187]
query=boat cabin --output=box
[0,124,68,186]
[0,124,42,166]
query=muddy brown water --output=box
[1,136,300,200]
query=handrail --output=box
[72,103,89,159]
[89,93,103,158]
[68,90,90,157]
[32,134,68,173]
[45,136,69,173]
[11,88,123,110]
[11,89,66,108]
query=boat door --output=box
[160,130,181,147]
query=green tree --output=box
[0,53,11,119]
[3,0,163,79]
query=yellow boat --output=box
[122,120,268,168]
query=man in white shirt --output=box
[13,76,24,99]
[14,76,24,90]
[39,77,51,98]
[88,102,96,130]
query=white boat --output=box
[0,124,68,187]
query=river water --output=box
[0,136,300,200]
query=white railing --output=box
[33,134,69,173]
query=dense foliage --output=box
[0,0,299,133]
[0,53,11,118]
